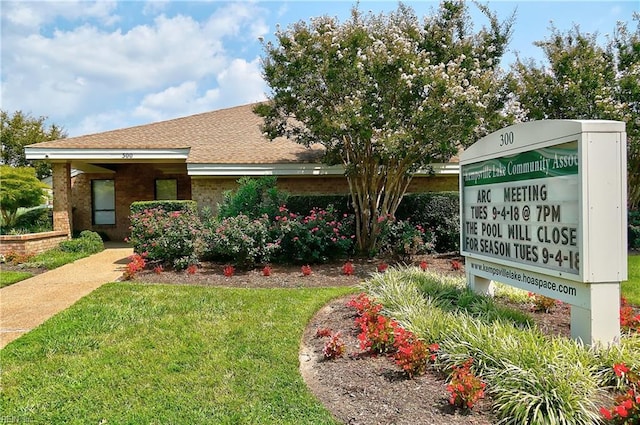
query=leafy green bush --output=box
[203,214,279,268]
[218,176,288,219]
[396,192,460,253]
[285,195,353,216]
[59,230,104,254]
[128,207,202,270]
[377,218,435,260]
[130,200,197,215]
[273,206,355,263]
[0,206,53,234]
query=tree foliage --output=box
[510,15,640,208]
[1,110,66,179]
[256,1,515,253]
[0,165,47,226]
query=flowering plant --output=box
[322,332,346,360]
[273,206,355,263]
[315,328,332,338]
[301,265,312,276]
[262,265,272,276]
[123,253,146,280]
[342,261,355,276]
[186,264,198,275]
[446,358,486,410]
[419,260,428,271]
[600,363,640,424]
[450,259,462,271]
[128,207,202,270]
[204,214,279,268]
[392,326,438,378]
[153,265,164,274]
[377,218,435,261]
[223,265,234,277]
[620,297,640,333]
[377,263,389,273]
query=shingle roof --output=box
[29,103,325,164]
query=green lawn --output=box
[0,270,33,288]
[625,253,640,305]
[1,283,353,424]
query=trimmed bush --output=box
[285,195,353,217]
[273,206,355,263]
[218,176,288,219]
[130,200,197,215]
[1,206,53,234]
[203,214,279,268]
[377,218,435,260]
[59,230,104,254]
[396,192,460,253]
[128,207,202,270]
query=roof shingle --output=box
[29,103,325,164]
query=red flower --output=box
[451,260,462,271]
[262,266,272,276]
[342,261,355,276]
[186,264,198,275]
[615,405,629,417]
[153,265,164,274]
[301,265,312,276]
[377,263,389,273]
[600,406,613,420]
[223,265,234,277]
[419,260,428,271]
[614,363,629,377]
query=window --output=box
[155,179,178,200]
[92,179,115,225]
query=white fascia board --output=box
[188,162,459,177]
[25,148,190,161]
[188,163,345,176]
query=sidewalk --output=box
[0,243,133,349]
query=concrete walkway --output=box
[0,243,133,349]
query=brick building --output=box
[25,103,459,242]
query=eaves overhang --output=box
[24,148,190,161]
[188,162,459,177]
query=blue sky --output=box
[1,1,638,137]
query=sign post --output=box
[460,120,627,345]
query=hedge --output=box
[130,200,197,215]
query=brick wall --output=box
[52,163,72,236]
[0,231,69,256]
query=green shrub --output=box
[203,214,279,268]
[129,200,197,215]
[396,192,460,253]
[128,207,202,270]
[377,218,435,260]
[273,205,355,263]
[285,195,353,216]
[218,176,288,219]
[59,230,104,254]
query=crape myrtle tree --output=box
[256,1,517,254]
[510,15,640,208]
[1,110,67,179]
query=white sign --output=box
[460,120,627,345]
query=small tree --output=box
[1,110,66,179]
[510,16,640,208]
[0,166,47,226]
[256,1,515,254]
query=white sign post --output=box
[460,120,627,346]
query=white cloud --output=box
[1,1,271,135]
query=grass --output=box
[363,268,640,425]
[26,247,94,270]
[1,283,354,424]
[624,252,640,305]
[0,270,33,288]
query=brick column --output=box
[52,162,72,237]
